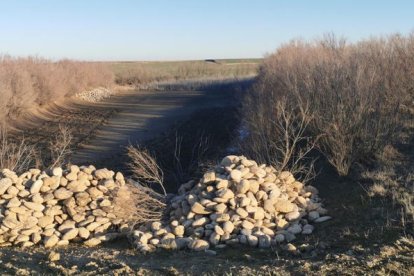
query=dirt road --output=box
[69,88,237,166]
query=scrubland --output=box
[0,56,114,123]
[111,59,260,86]
[242,33,414,235]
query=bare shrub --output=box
[49,125,73,168]
[242,95,317,182]
[0,125,36,173]
[112,183,166,228]
[245,33,414,176]
[126,145,166,196]
[0,55,114,122]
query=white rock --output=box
[314,216,332,223]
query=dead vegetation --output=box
[112,60,259,87]
[244,33,414,177]
[126,145,166,196]
[0,123,74,173]
[112,183,166,229]
[0,124,36,172]
[0,56,114,123]
[242,33,414,235]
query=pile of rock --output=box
[75,87,114,102]
[0,165,128,248]
[132,155,331,252]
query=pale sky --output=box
[0,0,413,61]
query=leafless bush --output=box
[112,183,166,228]
[0,55,114,122]
[242,95,317,182]
[49,125,73,168]
[245,33,414,176]
[0,125,36,173]
[126,145,166,196]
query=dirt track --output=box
[70,88,235,165]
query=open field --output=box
[109,59,260,87]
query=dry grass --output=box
[244,33,414,176]
[111,59,259,87]
[0,123,74,173]
[0,55,114,123]
[0,124,36,173]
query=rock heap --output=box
[75,87,113,102]
[0,165,128,248]
[133,155,331,252]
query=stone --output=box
[84,238,102,247]
[189,239,209,251]
[286,243,297,252]
[31,193,43,204]
[67,180,88,193]
[151,221,162,231]
[6,185,19,196]
[302,224,314,235]
[214,203,227,213]
[237,180,250,194]
[191,202,211,215]
[274,200,295,213]
[193,217,208,227]
[65,172,78,181]
[62,228,79,240]
[253,208,265,220]
[94,169,114,180]
[44,235,59,248]
[222,221,234,233]
[212,225,224,237]
[78,227,90,239]
[263,199,275,213]
[173,225,185,237]
[247,235,258,247]
[216,180,229,189]
[287,224,302,234]
[7,197,21,208]
[308,211,320,221]
[38,216,54,228]
[274,234,285,243]
[0,178,13,194]
[202,171,216,183]
[54,188,73,200]
[24,201,44,212]
[216,189,234,200]
[230,170,242,182]
[99,199,111,207]
[52,168,63,177]
[258,235,271,248]
[220,155,238,167]
[236,207,248,218]
[314,216,332,223]
[285,211,301,221]
[242,220,254,230]
[48,251,60,262]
